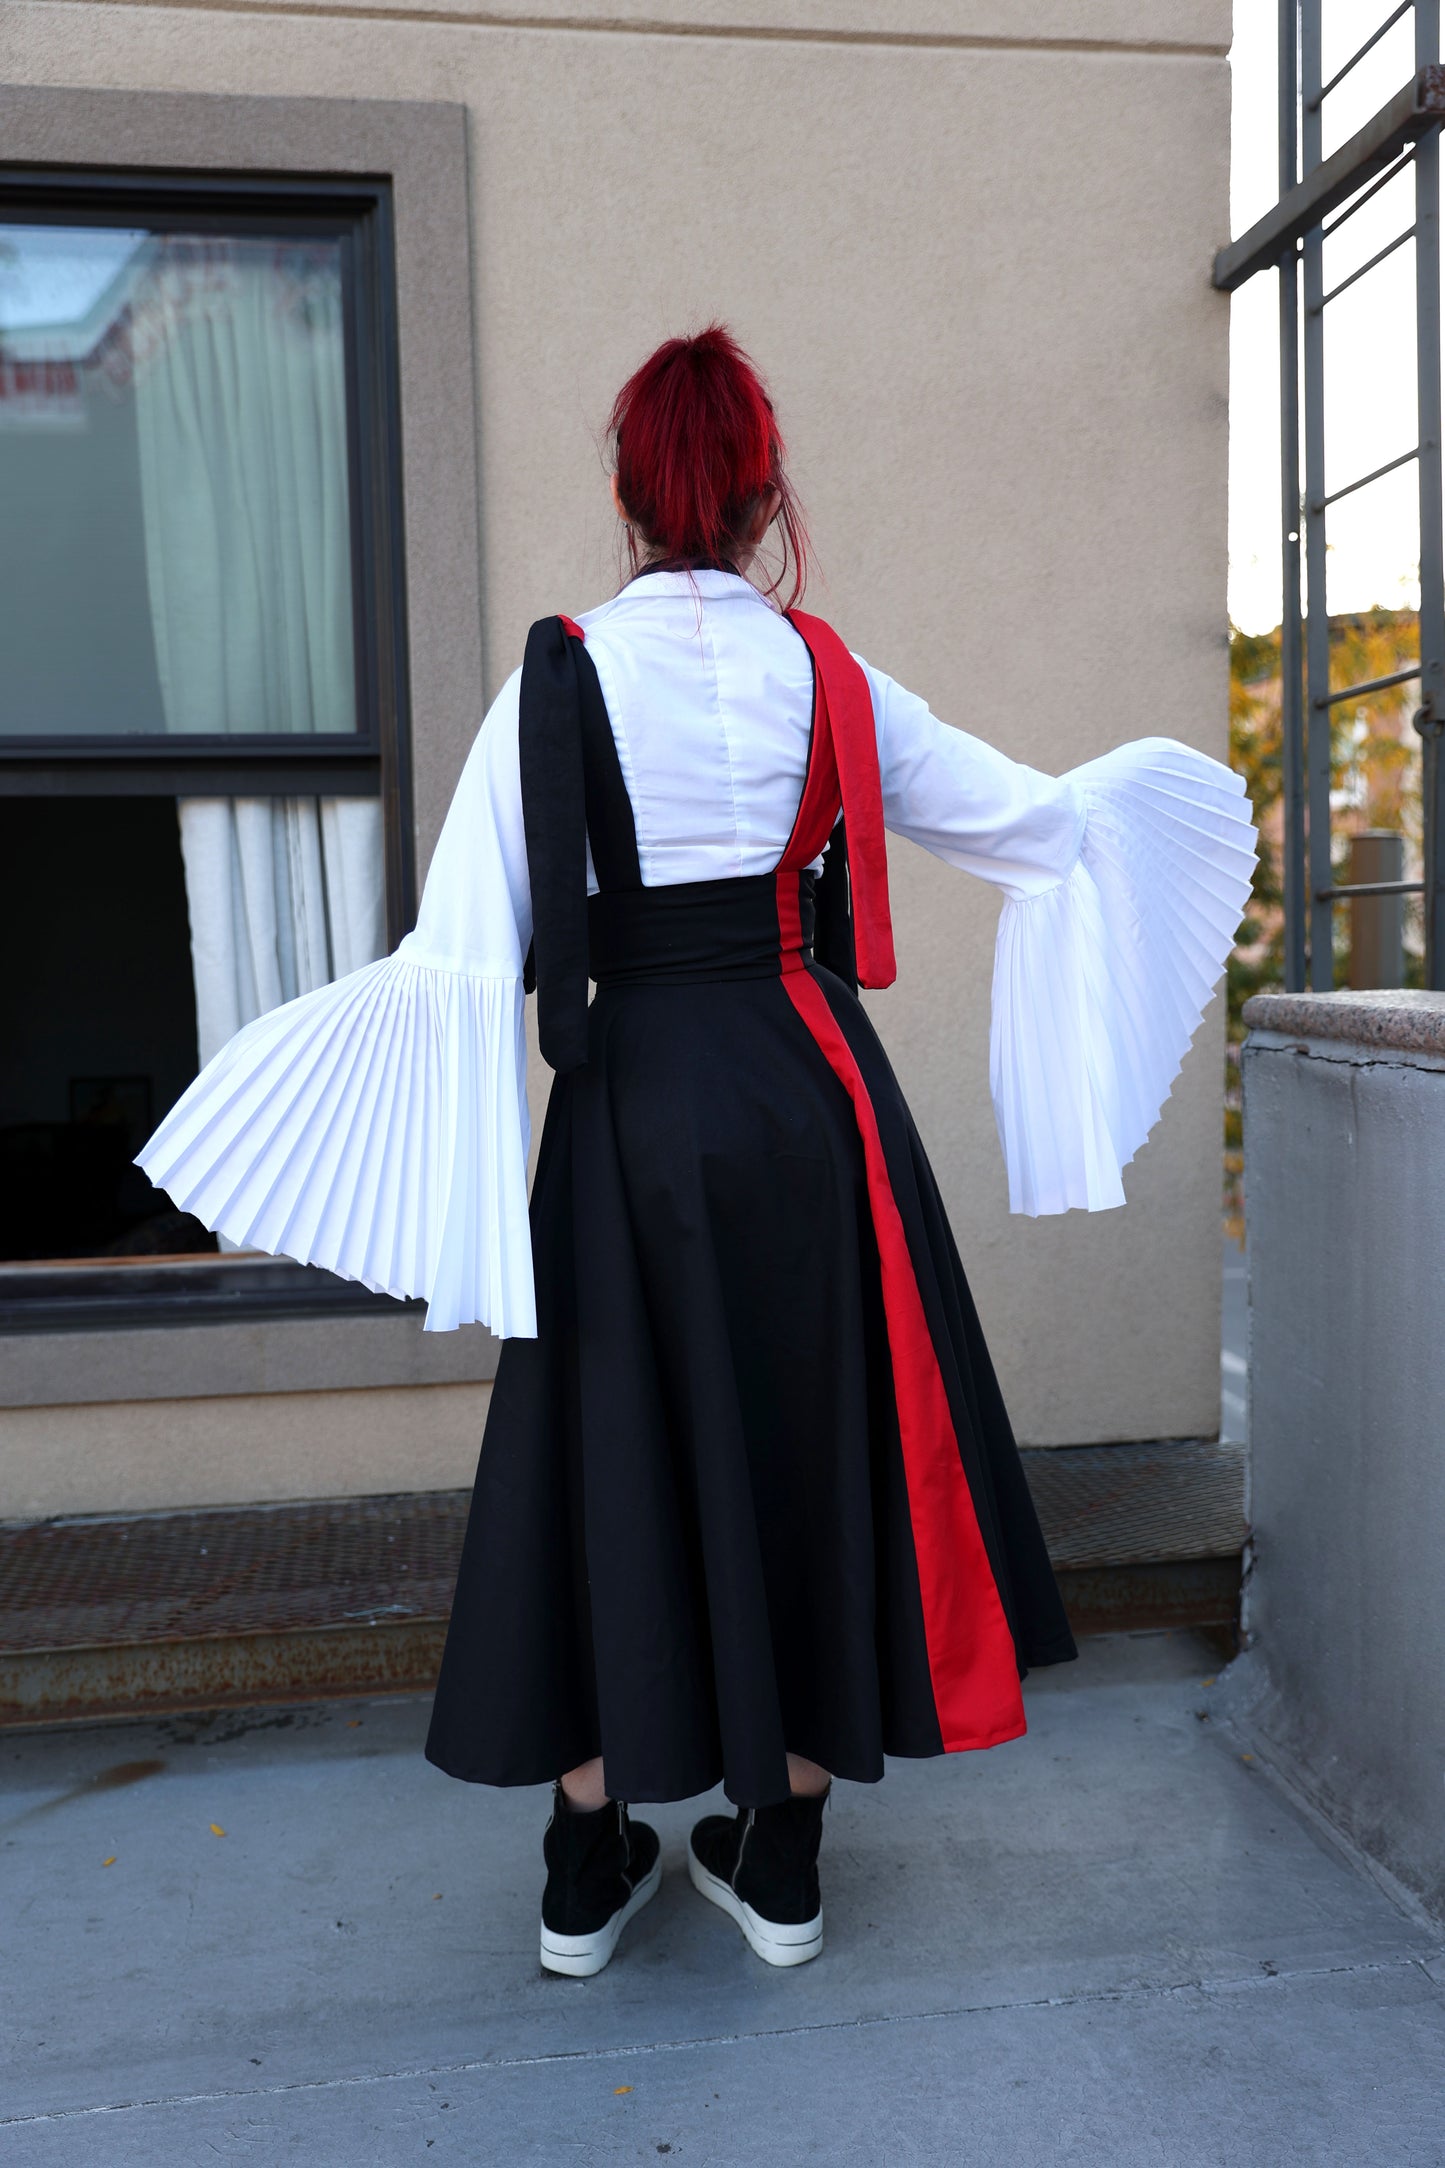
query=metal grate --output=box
[0,1493,466,1653]
[1025,1440,1248,1571]
[0,1442,1246,1659]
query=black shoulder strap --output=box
[814,818,858,993]
[578,655,642,893]
[519,617,591,1071]
[518,616,642,1070]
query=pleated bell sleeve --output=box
[866,665,1258,1217]
[138,670,538,1335]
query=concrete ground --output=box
[2,1632,1443,2166]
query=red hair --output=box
[608,325,809,606]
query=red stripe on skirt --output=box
[564,587,1023,1751]
[777,873,1026,1751]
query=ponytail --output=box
[607,325,809,606]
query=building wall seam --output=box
[39,0,1231,60]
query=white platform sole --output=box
[687,1840,823,1967]
[539,1854,662,1978]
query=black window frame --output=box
[0,166,415,921]
[0,164,416,1332]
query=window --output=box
[0,171,412,1323]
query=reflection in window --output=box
[0,211,392,1269]
[0,225,360,741]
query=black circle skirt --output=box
[425,894,1076,1810]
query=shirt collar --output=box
[609,569,774,605]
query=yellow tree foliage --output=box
[1225,606,1422,1228]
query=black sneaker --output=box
[687,1791,827,1967]
[539,1785,662,1977]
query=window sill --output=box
[0,1258,500,1407]
[0,1255,416,1335]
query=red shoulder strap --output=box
[785,609,896,989]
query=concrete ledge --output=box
[1243,1004,1445,1920]
[1053,1558,1238,1644]
[0,1622,446,1730]
[0,1311,501,1412]
[0,1567,1244,1730]
[1244,987,1445,1054]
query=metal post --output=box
[1280,0,1308,990]
[1302,0,1335,987]
[1348,831,1407,984]
[1417,0,1445,985]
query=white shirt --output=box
[140,570,1257,1337]
[462,570,1083,911]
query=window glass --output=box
[0,225,358,741]
[0,794,215,1262]
[0,189,402,1298]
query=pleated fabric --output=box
[137,946,535,1336]
[989,738,1257,1217]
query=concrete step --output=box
[0,1441,1247,1726]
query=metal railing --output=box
[1214,3,1445,990]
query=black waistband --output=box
[588,871,814,987]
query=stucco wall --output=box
[0,1383,493,1519]
[0,0,1233,1510]
[1242,996,1445,1921]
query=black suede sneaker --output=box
[539,1785,662,1977]
[687,1790,827,1967]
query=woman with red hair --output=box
[143,327,1255,1978]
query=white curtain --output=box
[133,238,385,1071]
[176,795,383,1067]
